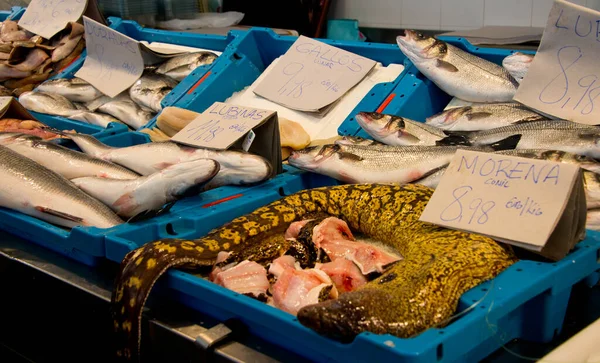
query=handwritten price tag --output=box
[171,102,276,150]
[19,0,87,39]
[419,149,581,252]
[514,0,600,125]
[253,36,377,113]
[75,17,143,98]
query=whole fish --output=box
[502,52,534,84]
[335,135,383,147]
[14,48,48,72]
[62,133,273,184]
[35,77,103,103]
[425,103,547,131]
[0,133,139,180]
[288,143,487,184]
[0,64,30,82]
[97,99,154,129]
[19,91,80,117]
[440,120,600,158]
[155,51,218,81]
[355,111,446,146]
[68,111,124,128]
[396,30,518,102]
[110,184,516,359]
[72,159,220,218]
[129,74,178,112]
[0,144,123,228]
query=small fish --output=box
[13,48,48,72]
[0,64,30,82]
[97,99,154,129]
[355,111,446,146]
[68,111,124,128]
[18,91,81,117]
[425,103,547,131]
[502,52,534,84]
[128,73,178,112]
[155,51,218,81]
[0,133,140,180]
[35,77,103,103]
[335,135,383,147]
[396,30,518,102]
[0,144,123,229]
[439,120,600,159]
[71,158,220,218]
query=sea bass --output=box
[128,74,178,113]
[0,133,139,180]
[18,91,80,117]
[62,133,272,184]
[396,30,518,102]
[155,51,218,81]
[502,52,534,84]
[68,111,124,128]
[36,77,103,103]
[97,99,154,129]
[425,103,547,131]
[0,144,123,229]
[355,111,446,146]
[110,183,517,360]
[335,135,383,147]
[440,120,600,158]
[71,158,220,218]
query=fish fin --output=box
[113,193,138,215]
[127,201,177,224]
[111,239,219,361]
[435,134,471,146]
[435,59,459,72]
[487,134,522,151]
[465,112,492,121]
[35,206,84,223]
[337,152,363,162]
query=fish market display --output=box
[61,133,272,187]
[0,20,85,96]
[0,133,140,180]
[396,30,518,102]
[24,49,218,129]
[425,103,547,131]
[0,144,123,229]
[502,52,534,84]
[0,118,62,139]
[71,159,220,218]
[356,111,446,146]
[111,183,517,359]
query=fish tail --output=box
[111,238,220,361]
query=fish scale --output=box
[110,183,516,360]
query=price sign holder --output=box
[514,0,600,125]
[171,102,282,178]
[419,149,587,261]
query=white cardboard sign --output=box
[514,0,600,125]
[18,0,87,40]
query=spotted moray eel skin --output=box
[111,183,517,360]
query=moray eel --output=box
[111,183,517,360]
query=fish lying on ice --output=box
[355,111,447,146]
[0,144,123,229]
[110,183,517,359]
[502,52,534,84]
[35,77,103,103]
[396,30,518,102]
[71,158,220,218]
[0,133,139,180]
[18,91,81,117]
[155,51,218,81]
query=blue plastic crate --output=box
[153,27,412,131]
[339,37,536,139]
[52,16,236,131]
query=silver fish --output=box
[502,52,534,84]
[0,133,140,180]
[14,48,49,72]
[0,144,123,228]
[289,143,483,184]
[19,91,81,117]
[68,111,124,128]
[355,111,446,146]
[71,159,220,218]
[425,103,547,131]
[62,133,273,184]
[335,135,383,147]
[97,99,154,129]
[129,74,178,113]
[441,120,600,158]
[396,30,518,102]
[156,51,218,81]
[36,77,103,103]
[494,149,600,174]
